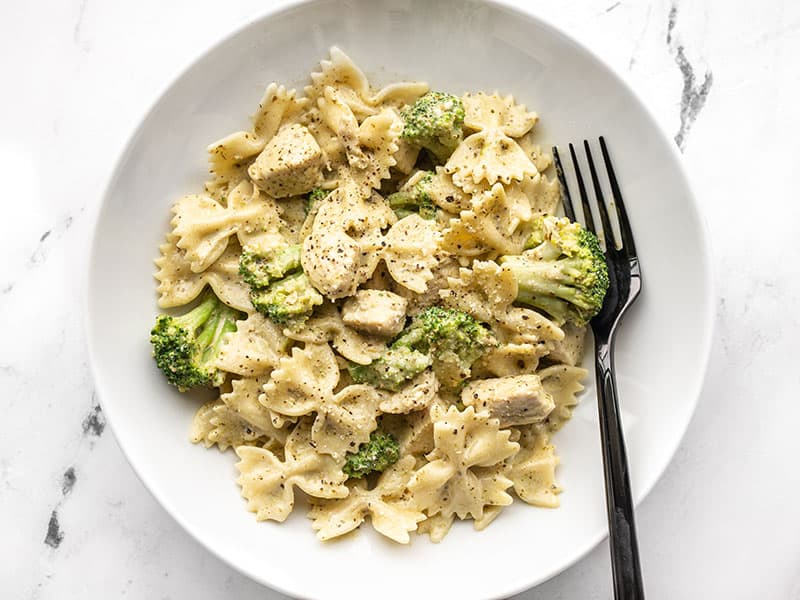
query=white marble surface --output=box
[1,0,798,598]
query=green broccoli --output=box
[305,187,330,215]
[348,346,433,392]
[249,271,323,324]
[350,306,494,391]
[150,289,241,390]
[387,171,437,220]
[500,215,610,325]
[400,91,465,163]
[239,245,301,289]
[393,306,495,389]
[343,432,401,478]
[239,244,323,324]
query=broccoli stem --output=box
[509,259,597,311]
[172,290,219,333]
[202,305,239,362]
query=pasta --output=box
[152,48,596,544]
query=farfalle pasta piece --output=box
[381,404,440,459]
[235,419,349,522]
[205,132,263,200]
[170,194,238,273]
[524,172,561,216]
[302,107,345,169]
[154,234,252,311]
[252,83,309,142]
[407,404,518,540]
[311,384,382,460]
[220,377,290,446]
[206,83,307,198]
[462,92,538,137]
[539,364,587,431]
[215,312,288,377]
[394,253,461,317]
[318,93,403,193]
[263,345,381,458]
[171,181,279,273]
[378,370,439,414]
[190,400,263,451]
[517,135,553,173]
[370,81,429,109]
[445,128,538,188]
[440,260,518,323]
[309,456,424,543]
[261,343,340,417]
[350,108,403,193]
[471,343,548,379]
[284,303,383,365]
[306,47,377,119]
[319,86,369,169]
[509,425,561,507]
[426,167,472,213]
[441,183,531,258]
[229,180,285,252]
[383,214,441,293]
[417,513,456,543]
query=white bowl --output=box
[86,1,714,598]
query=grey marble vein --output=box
[73,0,88,43]
[44,510,64,549]
[628,4,652,71]
[667,3,713,151]
[43,468,78,549]
[61,467,77,496]
[29,214,75,266]
[81,397,106,438]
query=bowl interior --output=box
[87,1,713,599]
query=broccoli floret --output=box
[400,91,465,163]
[343,432,401,479]
[239,244,323,324]
[348,346,433,391]
[249,271,323,324]
[306,187,330,215]
[150,289,241,390]
[348,307,493,391]
[393,306,495,389]
[500,215,610,325]
[239,245,302,289]
[388,171,437,220]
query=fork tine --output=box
[552,146,576,221]
[599,137,637,254]
[568,143,596,234]
[583,140,615,250]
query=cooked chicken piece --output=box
[461,374,555,427]
[341,290,408,337]
[301,228,360,299]
[547,322,586,366]
[248,124,323,197]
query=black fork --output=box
[553,138,644,600]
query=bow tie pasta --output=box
[148,48,607,543]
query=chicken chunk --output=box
[341,290,408,337]
[248,124,323,198]
[547,323,586,366]
[302,228,360,299]
[461,374,555,427]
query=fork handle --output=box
[595,339,645,599]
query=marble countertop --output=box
[2,0,798,598]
